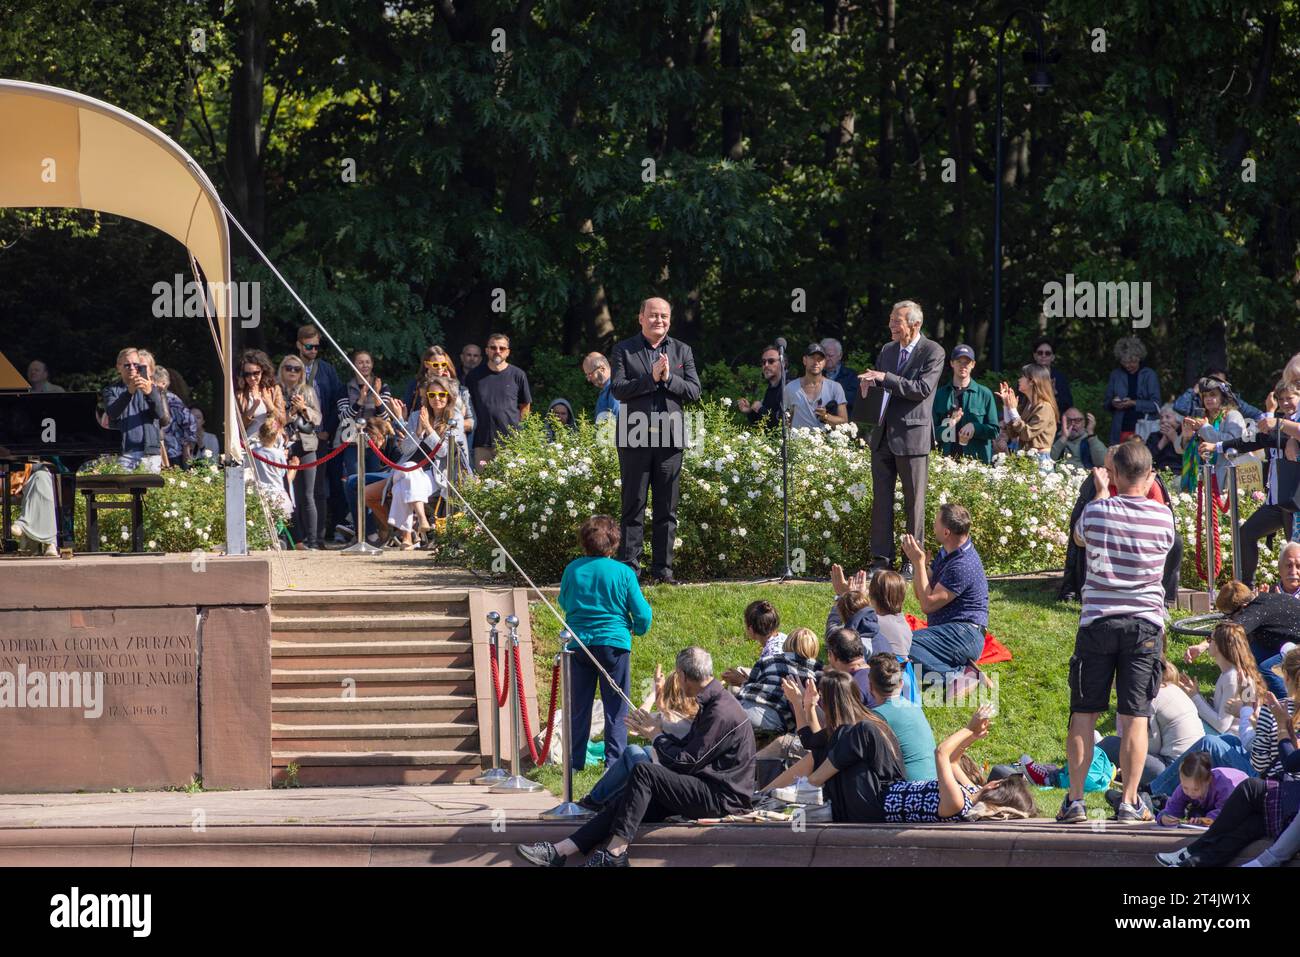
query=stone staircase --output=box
[270,590,485,786]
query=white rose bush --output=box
[444,400,1268,586]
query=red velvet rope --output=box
[242,440,350,470]
[366,437,443,472]
[513,642,561,766]
[1194,473,1224,585]
[487,638,509,708]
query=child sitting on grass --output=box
[1157,751,1247,827]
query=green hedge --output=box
[445,400,1274,587]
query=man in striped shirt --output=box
[1059,440,1175,824]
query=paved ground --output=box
[268,550,483,592]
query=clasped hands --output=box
[652,353,671,383]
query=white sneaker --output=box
[1155,847,1191,867]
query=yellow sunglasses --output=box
[426,390,451,400]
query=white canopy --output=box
[0,78,237,455]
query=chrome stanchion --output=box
[490,614,542,793]
[1226,452,1242,584]
[1202,457,1216,602]
[542,631,592,819]
[342,423,381,555]
[474,610,509,786]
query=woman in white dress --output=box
[384,376,468,549]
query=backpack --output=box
[1054,745,1116,793]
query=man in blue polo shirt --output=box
[899,502,989,695]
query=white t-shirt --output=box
[784,378,847,431]
[1149,683,1204,762]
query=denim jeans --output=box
[909,620,985,684]
[585,744,654,806]
[1149,733,1254,796]
[118,452,162,473]
[741,700,787,733]
[1252,644,1288,699]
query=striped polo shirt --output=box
[1079,495,1175,627]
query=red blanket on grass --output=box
[904,613,1012,665]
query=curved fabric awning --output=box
[0,78,237,455]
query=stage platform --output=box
[0,784,1275,867]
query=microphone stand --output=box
[777,343,794,580]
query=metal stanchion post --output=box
[542,631,592,819]
[1202,458,1216,602]
[342,423,381,554]
[474,610,509,786]
[1227,454,1242,584]
[491,614,542,793]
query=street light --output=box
[992,9,1055,373]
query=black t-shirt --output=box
[465,364,532,448]
[799,719,906,823]
[1232,592,1300,658]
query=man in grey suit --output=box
[609,297,702,584]
[855,300,947,578]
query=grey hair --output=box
[892,300,923,327]
[820,337,843,356]
[582,351,609,371]
[1281,541,1300,565]
[152,365,170,387]
[676,646,714,682]
[1114,335,1147,363]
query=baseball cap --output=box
[805,343,826,357]
[951,344,976,362]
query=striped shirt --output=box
[1078,495,1175,627]
[1250,697,1298,780]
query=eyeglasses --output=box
[300,342,320,352]
[762,358,780,365]
[487,345,508,352]
[241,370,262,378]
[423,359,451,368]
[283,365,303,373]
[426,390,451,400]
[1034,349,1053,357]
[1064,417,1084,425]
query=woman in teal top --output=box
[559,515,653,772]
[867,654,938,780]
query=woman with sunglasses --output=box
[408,346,476,472]
[365,377,468,548]
[278,355,324,549]
[234,349,286,439]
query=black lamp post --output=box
[992,9,1053,373]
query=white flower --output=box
[721,397,732,407]
[822,530,831,539]
[147,540,156,549]
[720,497,728,506]
[718,553,727,561]
[999,535,1008,545]
[674,537,683,548]
[178,480,188,489]
[738,528,747,537]
[700,522,709,531]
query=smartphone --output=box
[134,363,149,377]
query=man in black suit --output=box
[609,297,701,584]
[854,300,947,578]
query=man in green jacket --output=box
[932,344,999,464]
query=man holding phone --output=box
[102,347,171,472]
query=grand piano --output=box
[0,350,120,551]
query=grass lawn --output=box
[528,578,1213,818]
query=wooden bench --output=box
[79,474,166,553]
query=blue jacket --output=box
[303,357,344,436]
[102,383,171,456]
[559,556,653,650]
[595,380,620,422]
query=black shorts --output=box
[1069,615,1164,717]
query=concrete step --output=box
[272,750,479,767]
[270,641,473,671]
[270,667,474,698]
[271,590,470,618]
[271,613,468,632]
[271,695,476,724]
[268,765,482,787]
[271,722,479,752]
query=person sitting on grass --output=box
[1148,621,1265,797]
[736,628,822,734]
[828,564,880,652]
[1156,675,1300,867]
[867,568,913,659]
[1183,580,1300,699]
[721,600,786,686]
[866,653,936,781]
[824,627,873,703]
[578,663,698,814]
[762,670,906,823]
[517,647,755,868]
[900,502,989,697]
[1157,751,1247,827]
[881,706,1038,823]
